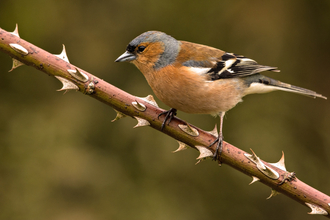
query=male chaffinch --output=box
[115,31,327,161]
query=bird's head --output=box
[115,31,181,70]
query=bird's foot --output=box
[208,137,223,164]
[158,108,177,131]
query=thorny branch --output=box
[0,25,329,217]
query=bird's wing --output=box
[207,53,279,80]
[178,41,279,80]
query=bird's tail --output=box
[244,75,327,99]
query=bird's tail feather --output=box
[244,75,327,99]
[273,81,327,99]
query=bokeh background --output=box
[0,0,330,219]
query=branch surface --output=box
[1,26,329,217]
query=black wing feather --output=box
[208,53,279,81]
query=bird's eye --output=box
[137,46,146,53]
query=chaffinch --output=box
[115,31,327,161]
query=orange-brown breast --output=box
[139,64,246,114]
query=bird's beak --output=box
[115,51,136,62]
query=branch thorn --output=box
[132,100,146,111]
[111,110,127,122]
[9,58,25,72]
[249,176,260,185]
[244,149,279,180]
[207,124,218,137]
[55,44,70,63]
[266,189,280,199]
[67,68,89,82]
[138,95,159,107]
[133,116,150,128]
[305,202,328,215]
[9,43,28,55]
[10,24,20,37]
[269,151,286,171]
[173,141,188,153]
[178,123,199,137]
[195,145,213,161]
[55,76,79,92]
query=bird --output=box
[115,31,327,161]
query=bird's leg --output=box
[158,108,177,130]
[209,112,225,162]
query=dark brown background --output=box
[0,1,329,219]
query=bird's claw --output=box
[158,108,177,130]
[209,137,223,163]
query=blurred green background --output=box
[0,0,329,219]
